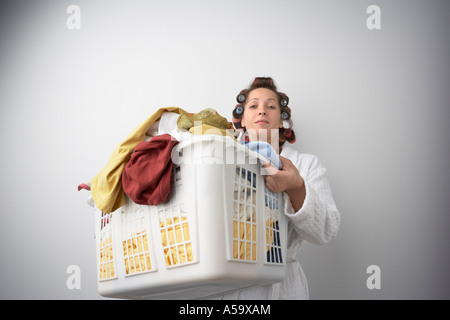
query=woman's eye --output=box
[249,105,257,109]
[268,105,275,109]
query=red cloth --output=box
[77,183,91,191]
[122,134,179,206]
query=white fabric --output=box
[209,146,341,300]
[158,112,179,136]
[144,112,193,143]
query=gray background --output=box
[0,0,449,299]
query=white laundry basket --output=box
[93,135,287,299]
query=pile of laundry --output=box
[79,107,282,214]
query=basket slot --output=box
[232,166,257,262]
[98,211,116,280]
[158,165,194,268]
[121,204,154,276]
[264,188,283,264]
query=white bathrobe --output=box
[211,145,341,300]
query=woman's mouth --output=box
[255,119,269,124]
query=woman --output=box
[217,77,341,299]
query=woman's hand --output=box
[264,156,306,212]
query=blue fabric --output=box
[238,141,282,210]
[265,186,280,209]
[244,141,282,170]
[267,220,283,263]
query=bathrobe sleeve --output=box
[281,148,341,245]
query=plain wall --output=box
[0,0,449,299]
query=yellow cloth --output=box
[90,107,187,214]
[99,237,115,279]
[233,221,257,261]
[160,217,193,266]
[123,232,151,275]
[177,108,232,131]
[232,219,274,261]
[179,108,235,138]
[189,124,228,136]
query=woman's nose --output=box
[257,107,266,115]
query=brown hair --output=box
[232,77,296,146]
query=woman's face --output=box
[241,88,283,144]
